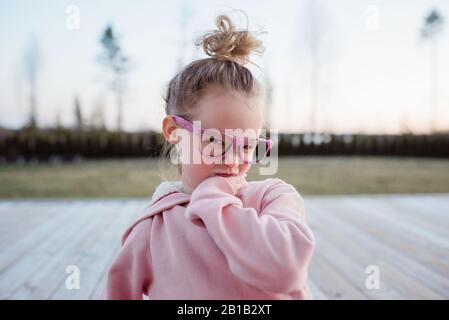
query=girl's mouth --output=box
[215,173,234,177]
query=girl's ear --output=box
[162,116,180,144]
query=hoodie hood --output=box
[121,180,191,244]
[148,180,184,206]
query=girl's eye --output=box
[247,141,257,148]
[208,136,224,145]
[242,143,257,152]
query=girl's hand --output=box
[224,173,247,195]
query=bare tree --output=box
[23,36,43,129]
[296,0,335,134]
[97,25,131,132]
[90,95,107,131]
[176,2,194,72]
[54,108,63,130]
[263,67,274,130]
[73,95,83,131]
[420,9,444,133]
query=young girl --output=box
[104,14,315,300]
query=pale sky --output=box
[0,0,448,134]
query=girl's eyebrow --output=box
[183,117,261,139]
[202,127,260,138]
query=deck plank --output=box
[0,201,67,251]
[0,194,448,300]
[336,198,449,278]
[306,200,445,299]
[50,201,145,299]
[0,201,96,298]
[307,197,448,298]
[9,200,112,299]
[306,207,404,299]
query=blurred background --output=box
[0,0,449,197]
[0,0,449,300]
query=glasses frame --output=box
[171,115,273,164]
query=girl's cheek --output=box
[240,164,251,174]
[183,163,214,185]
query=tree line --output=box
[1,127,448,163]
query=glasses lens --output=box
[201,133,232,158]
[200,132,271,163]
[239,138,270,163]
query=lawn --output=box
[0,156,448,198]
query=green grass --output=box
[1,156,449,198]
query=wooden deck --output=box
[0,194,448,300]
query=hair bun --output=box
[197,14,264,66]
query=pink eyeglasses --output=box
[171,115,273,164]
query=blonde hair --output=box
[159,12,265,179]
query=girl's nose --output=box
[223,146,241,168]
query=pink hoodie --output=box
[104,176,315,300]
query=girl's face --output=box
[168,86,264,194]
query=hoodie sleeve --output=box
[184,177,315,294]
[104,219,153,300]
